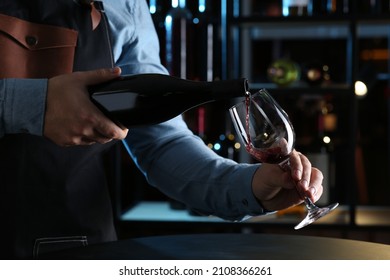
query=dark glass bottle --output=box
[252,0,283,16]
[89,74,249,128]
[164,0,193,79]
[380,0,390,14]
[148,0,168,67]
[302,61,328,86]
[326,0,350,14]
[186,0,222,146]
[267,58,301,87]
[309,0,328,15]
[358,0,382,15]
[305,99,335,206]
[192,0,218,82]
[335,0,350,14]
[283,0,310,16]
[310,0,350,15]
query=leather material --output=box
[0,13,78,78]
[0,0,113,77]
[0,0,117,259]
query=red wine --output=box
[89,74,248,127]
[244,94,290,164]
[246,144,290,164]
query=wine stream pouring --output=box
[89,74,249,127]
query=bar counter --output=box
[44,233,390,260]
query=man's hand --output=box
[44,67,128,146]
[251,150,324,211]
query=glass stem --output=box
[279,159,313,207]
[304,197,318,211]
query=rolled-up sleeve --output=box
[123,116,267,221]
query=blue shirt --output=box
[0,0,266,220]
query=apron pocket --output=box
[33,236,88,259]
[0,13,78,78]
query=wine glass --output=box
[229,89,339,230]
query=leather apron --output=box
[0,0,118,259]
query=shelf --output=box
[230,17,390,39]
[358,22,390,38]
[234,21,350,40]
[230,14,390,24]
[229,15,353,24]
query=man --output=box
[0,0,323,258]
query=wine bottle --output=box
[358,0,381,15]
[165,0,193,79]
[302,61,326,86]
[89,74,248,127]
[267,59,301,87]
[306,100,333,206]
[380,0,390,14]
[283,0,310,16]
[193,0,217,82]
[252,0,283,17]
[148,0,168,66]
[310,0,350,15]
[335,0,350,14]
[309,0,328,15]
[210,132,240,161]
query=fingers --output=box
[44,67,128,147]
[63,127,128,146]
[252,150,325,211]
[80,67,128,141]
[76,66,122,85]
[78,67,127,142]
[60,109,129,146]
[306,167,324,202]
[289,150,324,202]
[92,112,129,142]
[289,150,310,187]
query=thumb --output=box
[78,66,122,86]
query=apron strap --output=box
[76,0,101,31]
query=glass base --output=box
[294,202,339,230]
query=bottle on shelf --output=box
[309,0,350,16]
[283,0,310,16]
[380,0,390,14]
[267,58,301,87]
[301,61,331,86]
[208,113,242,162]
[251,0,283,17]
[309,0,328,15]
[327,0,350,14]
[188,0,229,154]
[305,99,335,206]
[192,0,218,82]
[358,0,383,15]
[336,0,350,14]
[205,132,238,161]
[88,74,249,128]
[148,0,168,66]
[164,0,194,79]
